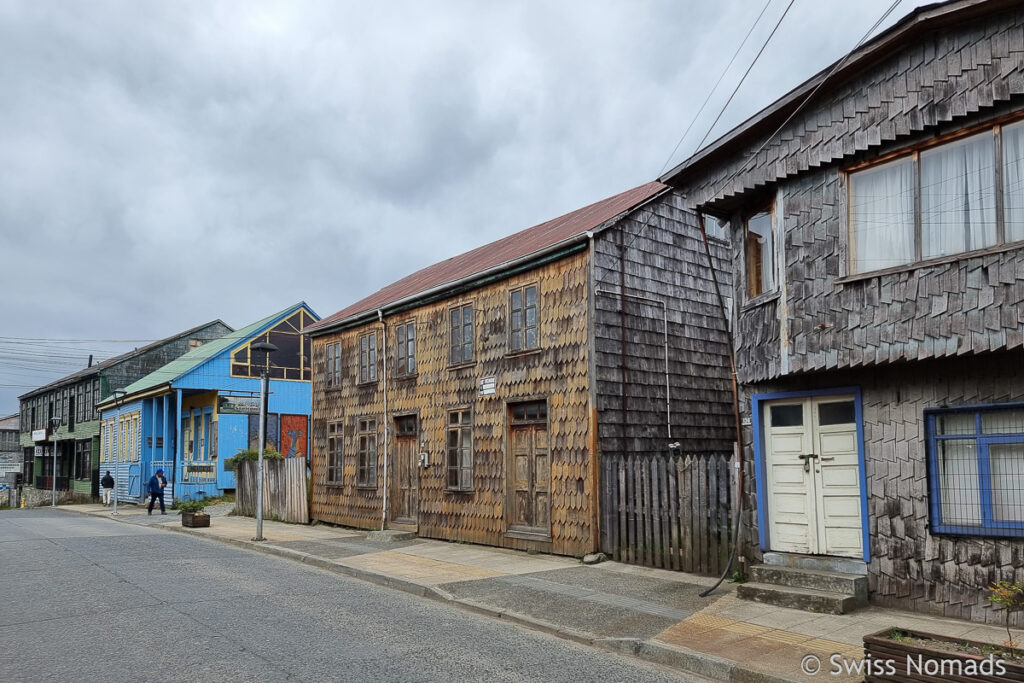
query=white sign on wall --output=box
[478,376,496,397]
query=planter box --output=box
[863,627,1024,682]
[181,512,210,528]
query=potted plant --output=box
[178,499,210,528]
[863,582,1024,683]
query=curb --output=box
[54,507,806,683]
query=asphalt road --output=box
[1,509,698,682]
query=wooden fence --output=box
[600,451,737,576]
[236,458,309,524]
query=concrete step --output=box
[748,564,867,601]
[737,582,860,615]
[762,551,867,575]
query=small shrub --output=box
[177,500,208,514]
[989,580,1024,648]
[224,447,282,471]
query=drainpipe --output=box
[696,211,746,598]
[378,309,389,531]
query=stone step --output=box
[737,582,861,615]
[762,551,867,575]
[748,564,868,601]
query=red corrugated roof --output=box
[307,181,668,333]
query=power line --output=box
[657,0,775,178]
[697,0,905,205]
[691,0,796,155]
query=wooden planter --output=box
[863,627,1024,682]
[181,512,210,528]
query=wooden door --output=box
[391,415,419,530]
[764,396,862,558]
[508,401,549,535]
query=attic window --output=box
[188,338,204,350]
[744,206,776,298]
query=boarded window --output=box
[509,285,539,352]
[449,304,474,365]
[446,410,473,491]
[359,333,377,383]
[327,422,344,484]
[396,321,416,375]
[356,419,377,488]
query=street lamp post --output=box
[111,389,127,516]
[49,417,60,507]
[250,341,277,542]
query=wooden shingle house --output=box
[662,0,1024,621]
[305,182,733,557]
[96,303,318,503]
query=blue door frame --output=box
[750,386,870,563]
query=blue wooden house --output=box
[96,303,319,503]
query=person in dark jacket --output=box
[101,471,115,506]
[147,469,167,515]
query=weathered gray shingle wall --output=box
[743,353,1024,625]
[102,322,231,396]
[678,6,1024,211]
[593,192,734,456]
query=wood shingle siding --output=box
[670,5,1024,213]
[310,252,595,556]
[592,193,734,454]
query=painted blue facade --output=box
[98,303,318,503]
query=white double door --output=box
[764,395,863,559]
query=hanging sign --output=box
[31,429,47,442]
[218,396,260,415]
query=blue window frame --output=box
[927,403,1024,538]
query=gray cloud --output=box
[0,0,913,409]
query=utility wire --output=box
[698,0,905,204]
[657,0,775,178]
[691,0,796,156]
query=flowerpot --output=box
[181,512,210,528]
[863,627,1024,682]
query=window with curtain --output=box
[850,157,915,272]
[921,132,996,258]
[849,123,1024,274]
[1004,120,1024,243]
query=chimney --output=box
[88,354,93,367]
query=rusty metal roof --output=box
[307,181,668,334]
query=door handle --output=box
[819,456,835,461]
[797,454,818,473]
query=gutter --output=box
[95,383,172,411]
[306,187,674,338]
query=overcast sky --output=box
[0,0,919,413]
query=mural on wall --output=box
[248,413,279,452]
[280,414,308,458]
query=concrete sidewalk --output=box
[61,503,1013,682]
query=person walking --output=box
[147,469,167,515]
[101,471,115,506]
